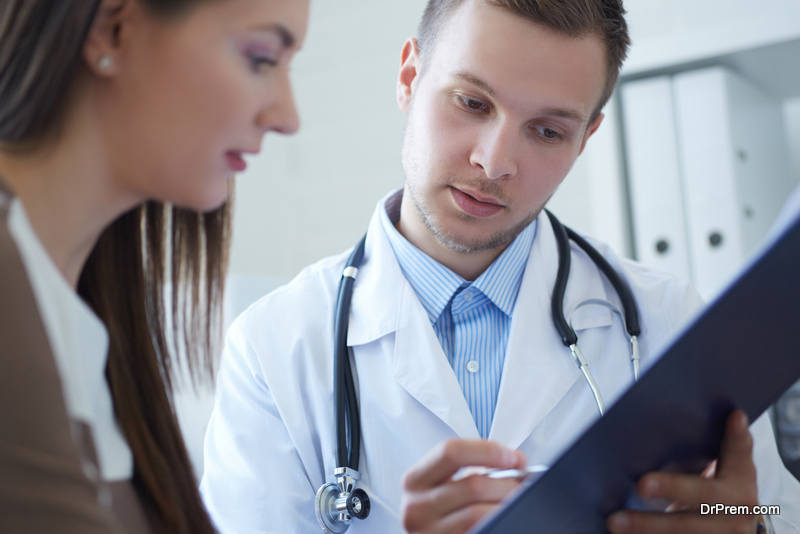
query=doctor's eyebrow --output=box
[538,107,588,125]
[452,71,497,98]
[252,23,296,48]
[451,71,588,125]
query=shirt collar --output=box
[8,198,133,481]
[379,189,536,322]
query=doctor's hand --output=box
[608,410,760,534]
[400,439,526,534]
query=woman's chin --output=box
[169,181,232,214]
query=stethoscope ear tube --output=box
[546,210,640,343]
[546,210,578,346]
[334,235,367,469]
[564,227,640,337]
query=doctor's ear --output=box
[83,0,131,77]
[397,38,421,113]
[577,112,604,156]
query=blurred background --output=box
[175,0,800,482]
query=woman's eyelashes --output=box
[242,42,280,72]
[249,54,278,71]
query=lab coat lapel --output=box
[489,212,611,450]
[346,208,402,348]
[347,199,480,440]
[393,283,481,439]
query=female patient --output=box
[0,0,307,531]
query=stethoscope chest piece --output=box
[315,467,371,533]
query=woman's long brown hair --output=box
[79,202,228,533]
[0,1,228,532]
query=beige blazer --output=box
[0,179,159,533]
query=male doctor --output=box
[201,1,800,533]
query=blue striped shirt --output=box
[379,191,536,438]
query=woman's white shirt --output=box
[7,198,133,481]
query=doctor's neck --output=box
[0,90,144,290]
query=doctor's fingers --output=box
[607,509,758,534]
[401,502,497,534]
[402,439,526,490]
[411,503,498,534]
[402,475,520,530]
[402,477,519,534]
[716,411,758,483]
[635,412,757,508]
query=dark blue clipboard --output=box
[471,212,800,534]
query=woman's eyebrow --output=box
[252,23,295,48]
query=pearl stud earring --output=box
[98,56,113,71]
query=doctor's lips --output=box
[225,150,257,172]
[450,186,505,218]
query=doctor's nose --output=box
[256,71,301,136]
[470,122,519,180]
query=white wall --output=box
[622,0,800,76]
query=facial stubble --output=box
[400,109,544,254]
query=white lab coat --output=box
[201,198,800,534]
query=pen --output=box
[452,464,549,481]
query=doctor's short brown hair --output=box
[417,0,630,119]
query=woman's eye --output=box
[459,96,489,112]
[249,55,278,72]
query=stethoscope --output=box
[314,210,641,533]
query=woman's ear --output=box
[82,0,129,77]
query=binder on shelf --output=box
[621,76,692,281]
[673,67,795,301]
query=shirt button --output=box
[466,360,479,373]
[463,291,473,302]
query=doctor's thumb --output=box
[452,440,526,469]
[490,442,527,470]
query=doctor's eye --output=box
[458,96,490,113]
[532,125,563,142]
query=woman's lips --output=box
[450,187,504,218]
[225,151,247,172]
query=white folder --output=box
[621,77,692,281]
[673,67,795,300]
